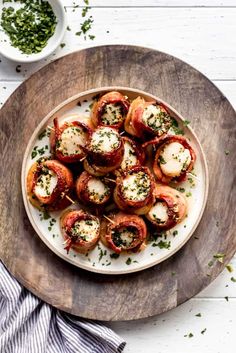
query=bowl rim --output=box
[21,86,209,275]
[0,0,67,63]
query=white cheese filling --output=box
[35,169,58,197]
[58,126,87,156]
[87,178,109,202]
[159,142,191,177]
[90,127,120,153]
[142,104,162,130]
[148,201,169,224]
[122,171,150,201]
[71,219,99,242]
[101,103,123,125]
[120,140,138,170]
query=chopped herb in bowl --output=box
[1,0,58,55]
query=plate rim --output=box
[21,86,209,275]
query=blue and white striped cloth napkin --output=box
[0,261,126,353]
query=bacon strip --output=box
[100,212,147,254]
[60,210,100,253]
[114,166,155,215]
[91,91,130,129]
[143,134,196,184]
[27,159,73,211]
[50,117,93,163]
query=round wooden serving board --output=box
[0,45,235,321]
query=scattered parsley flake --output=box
[201,328,207,335]
[195,313,202,317]
[213,253,225,263]
[226,264,233,273]
[225,296,229,301]
[110,253,120,259]
[224,150,230,155]
[208,260,214,267]
[99,249,106,262]
[38,129,47,140]
[126,257,132,265]
[183,120,190,126]
[177,187,185,193]
[230,277,236,282]
[152,240,171,249]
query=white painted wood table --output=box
[0,1,235,352]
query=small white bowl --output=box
[0,0,67,63]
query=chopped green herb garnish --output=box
[226,264,233,273]
[110,253,120,259]
[98,249,106,262]
[152,240,171,249]
[126,257,132,265]
[201,328,207,335]
[38,129,47,140]
[176,187,185,193]
[231,277,236,282]
[195,313,202,317]
[213,253,225,263]
[224,150,230,155]
[183,120,190,126]
[208,260,214,267]
[159,155,167,164]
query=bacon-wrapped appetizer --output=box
[76,171,111,206]
[50,116,93,163]
[101,212,147,254]
[84,126,124,175]
[91,91,130,129]
[27,159,73,210]
[118,136,145,172]
[143,135,196,184]
[146,185,187,230]
[114,166,155,215]
[60,210,100,253]
[125,97,172,138]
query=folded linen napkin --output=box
[0,261,126,353]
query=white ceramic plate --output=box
[21,87,209,275]
[0,0,66,63]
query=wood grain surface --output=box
[0,45,235,321]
